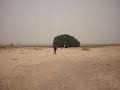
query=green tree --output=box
[53,34,80,47]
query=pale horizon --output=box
[0,0,120,46]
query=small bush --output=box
[53,34,80,47]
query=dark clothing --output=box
[53,45,57,54]
[54,46,57,50]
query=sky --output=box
[0,0,120,45]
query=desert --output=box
[0,46,120,90]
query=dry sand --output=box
[0,46,120,90]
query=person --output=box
[11,44,13,47]
[53,44,57,54]
[64,45,66,48]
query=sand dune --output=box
[0,46,120,90]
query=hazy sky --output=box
[0,0,120,45]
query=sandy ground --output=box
[0,46,120,90]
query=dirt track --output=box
[0,46,120,90]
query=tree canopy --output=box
[53,34,80,47]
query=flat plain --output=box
[0,46,120,90]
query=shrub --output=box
[53,34,80,47]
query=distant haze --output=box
[0,0,120,46]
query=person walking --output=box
[53,44,57,54]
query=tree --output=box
[53,34,80,47]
